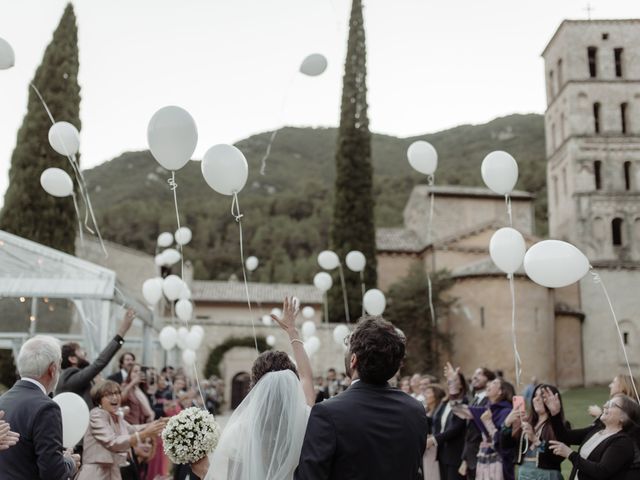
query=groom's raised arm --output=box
[294,405,336,480]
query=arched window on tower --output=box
[557,59,563,91]
[614,48,624,77]
[612,217,624,246]
[588,46,598,77]
[594,161,602,190]
[621,103,628,134]
[624,161,632,191]
[593,103,601,134]
[548,70,555,99]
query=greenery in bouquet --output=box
[162,407,221,464]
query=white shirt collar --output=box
[121,369,128,381]
[475,390,487,400]
[350,378,360,385]
[21,377,48,396]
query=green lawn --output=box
[557,386,609,478]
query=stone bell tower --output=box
[542,20,640,385]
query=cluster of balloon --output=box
[154,227,192,267]
[363,289,386,316]
[0,37,15,70]
[53,392,89,449]
[159,325,204,352]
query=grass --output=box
[557,386,609,478]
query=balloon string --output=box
[232,192,259,353]
[259,70,296,176]
[505,194,513,227]
[591,269,640,404]
[427,273,436,328]
[426,177,437,329]
[72,193,84,248]
[30,83,108,258]
[323,292,329,324]
[508,273,522,388]
[168,172,184,279]
[337,264,350,323]
[360,270,366,317]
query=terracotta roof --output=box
[451,258,527,279]
[191,280,322,304]
[376,228,426,253]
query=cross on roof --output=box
[584,3,595,20]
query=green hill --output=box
[83,113,546,282]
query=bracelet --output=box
[290,339,304,345]
[135,431,141,445]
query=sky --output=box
[0,0,638,204]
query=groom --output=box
[295,316,428,480]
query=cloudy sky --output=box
[0,0,637,203]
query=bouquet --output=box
[162,407,221,464]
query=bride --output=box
[201,296,316,480]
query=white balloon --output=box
[301,320,316,340]
[179,283,192,300]
[407,141,438,175]
[333,324,350,345]
[162,248,182,266]
[363,289,386,315]
[262,315,273,326]
[481,151,519,195]
[345,251,366,272]
[142,277,164,305]
[177,327,189,350]
[48,122,80,156]
[489,227,526,275]
[154,253,166,267]
[182,349,196,366]
[245,256,259,272]
[147,106,198,171]
[157,232,174,247]
[176,299,193,321]
[270,308,282,318]
[163,275,184,301]
[266,335,276,347]
[191,325,205,339]
[299,53,328,76]
[302,306,315,319]
[0,37,15,70]
[53,392,89,449]
[159,326,178,350]
[185,329,202,350]
[201,144,248,195]
[524,240,590,288]
[175,227,192,246]
[313,272,333,292]
[318,250,340,270]
[304,336,321,356]
[40,168,73,197]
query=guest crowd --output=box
[0,306,639,480]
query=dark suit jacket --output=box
[55,335,124,407]
[462,393,489,468]
[433,399,467,468]
[0,380,77,480]
[550,412,635,480]
[294,381,428,480]
[107,370,124,384]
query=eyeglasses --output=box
[104,391,121,398]
[603,401,622,411]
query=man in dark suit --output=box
[107,351,136,384]
[55,308,135,407]
[0,335,81,479]
[294,316,428,480]
[461,367,496,479]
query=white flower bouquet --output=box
[162,407,221,464]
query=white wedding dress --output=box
[206,370,310,480]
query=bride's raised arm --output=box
[272,296,316,407]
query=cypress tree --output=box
[329,0,376,323]
[0,3,81,254]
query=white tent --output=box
[0,230,153,359]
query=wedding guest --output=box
[460,367,495,480]
[428,363,468,480]
[588,374,635,418]
[56,309,136,408]
[108,352,136,385]
[501,384,567,480]
[546,390,640,479]
[77,381,166,480]
[424,384,446,480]
[0,336,80,479]
[400,375,412,394]
[410,373,425,402]
[121,364,154,425]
